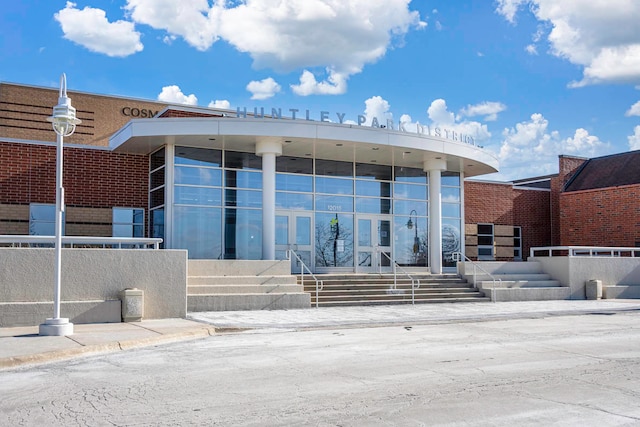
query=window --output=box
[113,208,144,237]
[29,204,62,236]
[514,226,522,260]
[477,223,494,260]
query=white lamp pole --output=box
[39,74,81,337]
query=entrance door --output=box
[356,215,392,272]
[276,212,313,273]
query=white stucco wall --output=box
[531,256,640,299]
[0,248,187,319]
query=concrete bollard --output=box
[585,279,602,300]
[121,288,144,322]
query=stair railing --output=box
[377,249,421,305]
[452,252,500,302]
[286,249,324,308]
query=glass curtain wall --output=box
[441,171,462,267]
[173,147,223,259]
[149,148,165,247]
[156,145,457,268]
[224,151,262,260]
[167,147,263,259]
[393,167,429,267]
[314,159,354,268]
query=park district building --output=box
[1,82,639,275]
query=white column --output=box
[256,141,282,260]
[424,158,447,274]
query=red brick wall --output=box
[0,141,148,208]
[513,188,551,257]
[560,185,640,247]
[550,156,587,245]
[465,181,553,259]
[464,181,513,224]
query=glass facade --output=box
[155,145,462,272]
[112,208,144,238]
[441,171,462,268]
[29,203,62,236]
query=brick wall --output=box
[550,155,587,245]
[464,181,553,260]
[0,141,149,235]
[513,188,551,257]
[560,184,640,247]
[464,181,515,260]
[0,83,167,147]
[464,181,513,224]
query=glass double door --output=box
[356,215,392,273]
[276,211,313,274]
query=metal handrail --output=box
[377,248,421,305]
[530,246,640,258]
[0,235,162,249]
[452,252,501,302]
[286,249,324,308]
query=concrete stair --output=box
[301,273,490,306]
[458,261,571,301]
[187,260,311,311]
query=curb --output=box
[0,327,217,371]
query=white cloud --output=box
[626,101,640,117]
[362,96,392,126]
[208,99,231,109]
[246,77,281,100]
[459,101,507,122]
[570,45,640,88]
[124,0,219,51]
[412,99,491,142]
[496,0,640,87]
[54,1,143,57]
[495,0,526,24]
[525,44,538,55]
[291,69,347,96]
[492,113,610,180]
[122,0,424,94]
[427,99,455,126]
[157,85,198,105]
[629,125,640,151]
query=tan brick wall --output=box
[66,224,112,237]
[496,246,514,258]
[66,207,112,223]
[495,225,514,237]
[465,246,478,258]
[0,83,168,147]
[0,221,29,234]
[0,204,29,235]
[0,203,29,220]
[495,236,514,247]
[465,223,477,235]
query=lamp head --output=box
[47,73,81,137]
[406,218,413,230]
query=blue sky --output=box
[2,0,639,181]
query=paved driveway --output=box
[2,311,640,426]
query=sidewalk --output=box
[2,300,640,370]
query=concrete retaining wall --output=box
[531,256,640,299]
[0,248,187,327]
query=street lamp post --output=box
[39,74,81,337]
[406,209,419,265]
